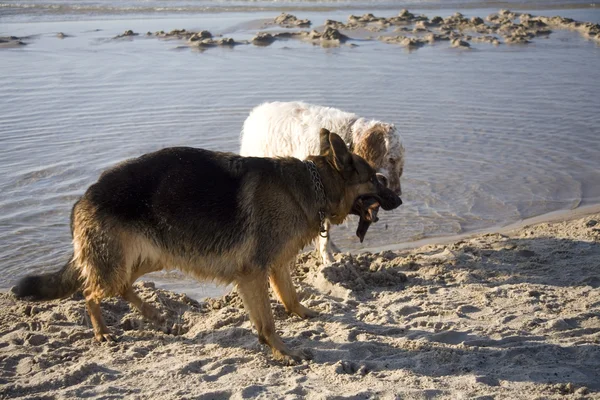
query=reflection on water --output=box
[1,8,599,298]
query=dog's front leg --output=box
[236,269,311,365]
[270,263,318,319]
[317,221,339,265]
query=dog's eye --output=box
[389,158,395,164]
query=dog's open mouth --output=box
[351,193,402,243]
[351,196,380,243]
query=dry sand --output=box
[1,212,599,399]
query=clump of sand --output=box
[251,27,348,48]
[102,9,599,53]
[1,213,599,399]
[113,30,139,39]
[272,13,311,28]
[0,36,29,48]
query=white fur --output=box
[241,101,359,159]
[240,101,404,264]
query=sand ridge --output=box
[1,212,599,399]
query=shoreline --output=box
[2,205,600,298]
[360,203,600,254]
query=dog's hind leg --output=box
[236,268,311,365]
[270,263,318,319]
[120,260,166,325]
[121,286,165,324]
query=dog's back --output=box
[240,101,357,159]
[84,147,249,256]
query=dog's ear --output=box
[354,127,386,168]
[329,132,353,171]
[319,128,331,155]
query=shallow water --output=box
[1,0,598,21]
[1,5,599,297]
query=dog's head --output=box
[353,123,404,196]
[317,128,402,224]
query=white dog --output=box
[240,101,404,264]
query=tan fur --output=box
[354,126,387,169]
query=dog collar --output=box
[304,160,328,238]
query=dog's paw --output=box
[94,332,117,343]
[292,304,319,319]
[153,312,167,325]
[276,348,313,366]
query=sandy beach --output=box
[1,210,599,399]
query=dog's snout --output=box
[377,186,403,211]
[390,194,402,209]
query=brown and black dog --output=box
[14,128,401,364]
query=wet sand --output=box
[2,210,599,399]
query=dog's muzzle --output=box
[375,185,402,211]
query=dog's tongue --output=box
[351,197,381,243]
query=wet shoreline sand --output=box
[1,210,599,398]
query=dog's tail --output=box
[13,256,81,300]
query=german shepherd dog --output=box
[14,129,402,364]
